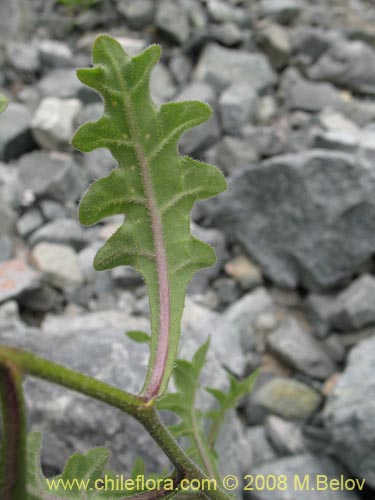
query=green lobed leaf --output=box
[205,370,259,447]
[26,433,149,499]
[125,330,151,344]
[0,94,8,113]
[157,341,220,480]
[72,35,226,398]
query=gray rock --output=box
[38,68,97,103]
[256,22,291,69]
[0,102,34,162]
[331,274,375,331]
[16,208,44,238]
[214,136,259,175]
[259,0,301,24]
[29,218,95,251]
[0,198,16,235]
[156,1,190,45]
[245,425,278,465]
[312,130,358,153]
[175,81,220,154]
[38,40,73,68]
[224,255,263,291]
[6,41,40,74]
[116,0,154,29]
[19,285,63,313]
[39,200,67,221]
[265,415,307,455]
[31,97,83,150]
[169,54,193,85]
[322,336,375,488]
[210,22,244,47]
[252,377,322,420]
[282,76,342,112]
[18,151,87,203]
[207,1,250,26]
[267,318,337,379]
[31,242,83,290]
[246,454,361,500]
[307,274,375,335]
[0,0,20,41]
[83,147,116,181]
[308,39,375,94]
[0,236,13,262]
[306,293,337,337]
[210,150,375,290]
[188,223,228,293]
[195,43,277,93]
[0,258,39,304]
[292,26,336,61]
[219,83,257,135]
[180,297,247,380]
[222,287,275,352]
[150,64,176,104]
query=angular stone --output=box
[267,318,337,379]
[0,236,13,263]
[116,0,154,29]
[222,288,275,352]
[225,255,263,290]
[0,258,39,303]
[0,0,20,41]
[0,198,16,235]
[210,21,244,47]
[38,39,73,67]
[6,41,40,73]
[307,274,375,335]
[265,415,307,455]
[322,336,375,488]
[18,151,87,203]
[195,43,277,93]
[207,1,250,26]
[38,68,97,103]
[308,39,375,94]
[256,22,291,69]
[331,274,375,331]
[245,425,278,465]
[312,130,358,153]
[156,1,190,45]
[31,242,83,289]
[150,64,176,104]
[219,83,257,135]
[259,0,301,24]
[16,208,44,238]
[214,136,259,175]
[0,103,34,162]
[29,218,94,251]
[252,377,322,420]
[247,454,361,500]
[211,150,375,290]
[283,77,342,112]
[31,97,83,150]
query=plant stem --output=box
[0,346,145,414]
[0,361,27,500]
[0,345,233,500]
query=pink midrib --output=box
[134,141,171,400]
[106,47,170,401]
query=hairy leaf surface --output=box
[205,371,258,447]
[26,433,143,499]
[72,35,226,398]
[157,341,220,480]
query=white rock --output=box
[31,242,83,289]
[31,97,83,150]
